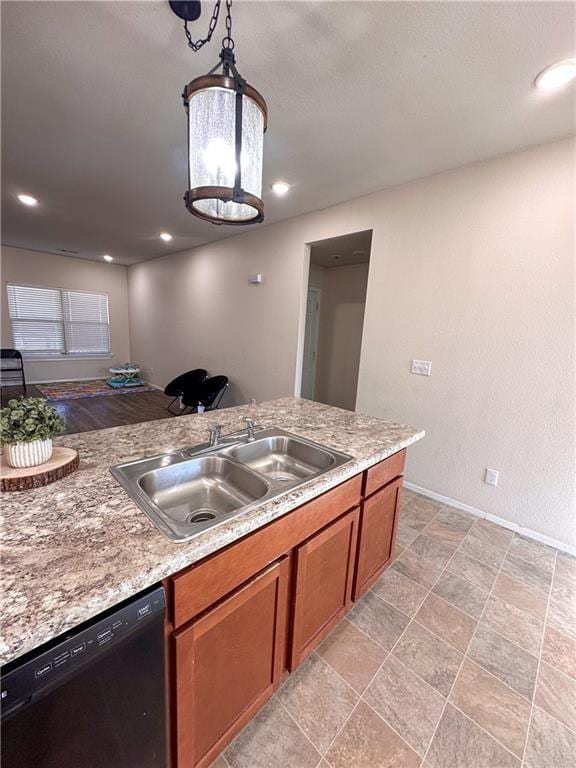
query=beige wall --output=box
[128,138,575,547]
[312,262,369,410]
[1,246,131,382]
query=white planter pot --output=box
[6,438,53,469]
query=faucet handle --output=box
[209,424,222,446]
[244,417,256,427]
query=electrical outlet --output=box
[411,359,432,376]
[484,468,499,487]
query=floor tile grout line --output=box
[397,549,548,661]
[229,496,566,768]
[315,641,525,762]
[337,611,396,650]
[275,694,325,761]
[359,694,433,762]
[457,654,536,706]
[333,529,571,767]
[448,519,558,625]
[477,611,545,662]
[356,542,462,767]
[421,526,517,766]
[448,700,526,763]
[318,553,450,766]
[487,574,551,624]
[423,580,489,623]
[326,546,549,766]
[445,554,500,588]
[530,701,576,739]
[220,494,567,768]
[315,698,363,766]
[312,650,366,698]
[520,549,557,766]
[537,655,576,685]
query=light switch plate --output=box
[411,359,432,376]
[484,468,499,486]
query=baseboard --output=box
[2,376,104,386]
[404,481,576,557]
[3,377,164,388]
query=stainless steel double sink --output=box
[111,427,353,541]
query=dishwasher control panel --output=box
[1,585,165,717]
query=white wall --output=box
[1,246,131,382]
[313,262,369,410]
[128,138,575,547]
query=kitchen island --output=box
[1,398,424,768]
[2,396,424,764]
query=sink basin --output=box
[128,456,268,540]
[227,435,335,484]
[111,427,352,541]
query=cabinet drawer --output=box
[174,559,289,768]
[290,508,359,670]
[171,474,362,628]
[354,477,402,600]
[364,449,405,497]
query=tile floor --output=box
[211,491,576,768]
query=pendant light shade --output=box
[184,73,267,224]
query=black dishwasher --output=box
[1,585,167,768]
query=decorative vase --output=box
[6,438,53,469]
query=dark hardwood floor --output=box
[1,384,176,434]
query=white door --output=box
[301,287,321,400]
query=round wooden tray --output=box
[0,447,79,492]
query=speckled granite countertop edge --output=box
[1,397,424,665]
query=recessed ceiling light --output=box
[535,59,576,91]
[160,232,173,242]
[17,194,38,207]
[103,254,114,262]
[271,181,291,196]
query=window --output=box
[7,283,111,357]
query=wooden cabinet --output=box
[167,451,408,766]
[290,508,359,669]
[173,559,289,768]
[171,475,362,629]
[364,449,405,497]
[353,476,403,599]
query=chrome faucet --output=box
[244,417,257,442]
[208,424,222,447]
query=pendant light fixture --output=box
[170,0,268,225]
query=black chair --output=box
[1,349,26,393]
[182,375,229,412]
[164,368,207,413]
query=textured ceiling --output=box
[1,1,574,265]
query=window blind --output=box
[7,284,111,356]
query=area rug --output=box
[36,380,159,401]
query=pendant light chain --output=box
[222,0,235,50]
[184,0,222,52]
[182,0,235,54]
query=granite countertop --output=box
[0,397,424,665]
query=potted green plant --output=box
[1,398,64,468]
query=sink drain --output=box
[267,471,298,483]
[187,510,217,524]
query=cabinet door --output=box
[354,477,402,600]
[174,559,289,768]
[290,508,359,670]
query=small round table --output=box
[107,366,143,389]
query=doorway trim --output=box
[293,244,312,397]
[300,286,322,400]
